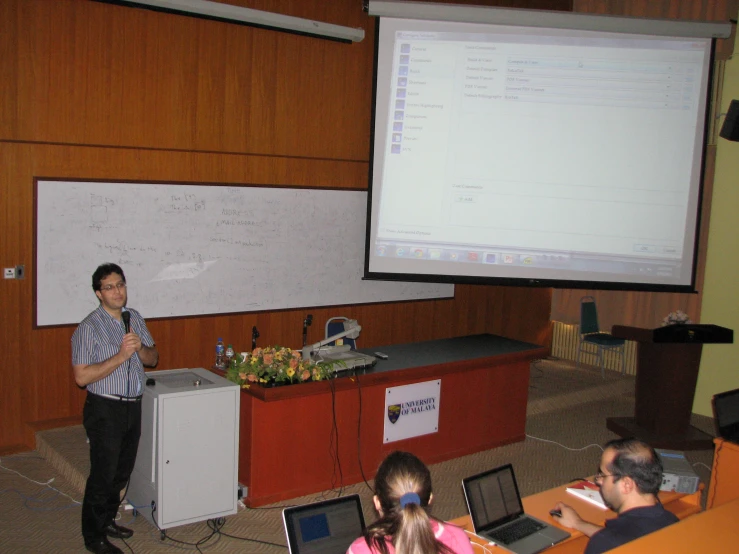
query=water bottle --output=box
[225,344,235,367]
[215,337,225,369]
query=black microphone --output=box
[122,311,131,334]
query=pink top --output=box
[346,520,475,554]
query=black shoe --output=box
[85,537,123,554]
[103,521,134,539]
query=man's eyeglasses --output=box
[100,282,127,292]
[594,469,620,483]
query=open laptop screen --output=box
[713,387,739,443]
[283,494,365,554]
[463,464,525,531]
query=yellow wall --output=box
[694,37,739,416]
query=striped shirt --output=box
[71,305,155,398]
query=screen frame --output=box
[282,494,366,554]
[364,15,717,293]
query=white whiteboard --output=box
[36,181,453,326]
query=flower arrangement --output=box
[225,346,335,388]
[662,310,692,326]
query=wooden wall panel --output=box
[1,0,375,159]
[573,0,738,58]
[574,0,733,19]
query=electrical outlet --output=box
[237,484,248,500]
[4,268,14,279]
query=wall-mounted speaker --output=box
[719,99,739,142]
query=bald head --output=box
[603,438,663,495]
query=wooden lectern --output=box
[607,324,733,450]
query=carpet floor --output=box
[0,359,716,553]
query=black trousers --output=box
[81,393,142,544]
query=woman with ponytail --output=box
[347,451,474,554]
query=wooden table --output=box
[609,497,739,553]
[235,334,545,506]
[707,437,739,509]
[450,481,702,553]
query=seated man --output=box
[553,438,678,554]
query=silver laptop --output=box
[282,494,366,554]
[462,464,570,554]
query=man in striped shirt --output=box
[72,263,159,554]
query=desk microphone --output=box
[302,314,313,347]
[122,310,131,334]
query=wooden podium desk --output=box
[609,497,739,553]
[236,334,545,507]
[707,438,739,509]
[451,481,702,554]
[608,324,732,450]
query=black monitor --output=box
[712,387,739,443]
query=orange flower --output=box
[226,345,334,387]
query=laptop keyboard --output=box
[488,518,545,545]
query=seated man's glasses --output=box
[594,469,621,483]
[100,282,127,292]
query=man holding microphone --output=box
[72,263,158,554]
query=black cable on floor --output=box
[355,372,375,493]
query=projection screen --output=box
[365,3,731,292]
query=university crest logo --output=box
[387,404,401,424]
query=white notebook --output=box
[565,481,607,510]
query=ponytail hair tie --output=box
[399,492,421,508]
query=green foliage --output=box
[225,345,337,388]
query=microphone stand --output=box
[302,321,361,361]
[302,314,313,347]
[251,326,260,351]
